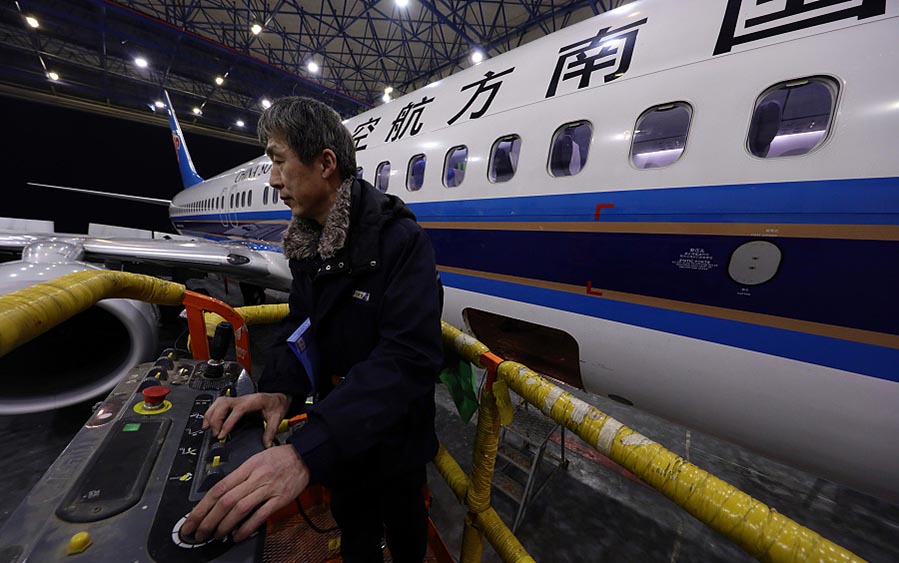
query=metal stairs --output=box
[492,400,569,532]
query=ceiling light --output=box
[395,0,409,7]
[251,23,263,35]
[215,76,224,86]
[192,107,202,115]
[385,86,393,94]
[134,57,148,68]
[382,93,391,103]
[261,98,272,109]
[471,50,484,64]
[26,16,39,28]
[236,120,245,127]
[154,100,165,108]
[307,61,319,73]
[47,71,59,81]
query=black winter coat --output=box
[259,179,442,486]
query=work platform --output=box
[1,312,897,562]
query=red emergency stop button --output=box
[142,385,171,410]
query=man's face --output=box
[266,134,334,224]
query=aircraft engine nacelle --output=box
[0,241,159,414]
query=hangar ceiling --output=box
[1,0,632,142]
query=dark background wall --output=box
[3,97,262,234]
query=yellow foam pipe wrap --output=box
[442,321,489,367]
[0,270,185,359]
[439,322,864,563]
[203,303,290,337]
[433,444,535,563]
[496,360,865,563]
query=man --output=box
[181,97,443,563]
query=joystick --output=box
[204,322,233,379]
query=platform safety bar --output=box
[0,270,252,372]
[440,321,866,563]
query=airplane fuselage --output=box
[167,0,899,501]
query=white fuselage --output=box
[167,0,899,501]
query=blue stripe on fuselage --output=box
[441,271,898,383]
[408,176,899,224]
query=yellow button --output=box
[212,455,221,468]
[66,531,92,555]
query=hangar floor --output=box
[1,297,897,563]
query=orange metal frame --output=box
[182,290,253,373]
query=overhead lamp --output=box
[382,93,391,103]
[307,60,319,73]
[236,120,245,127]
[154,100,165,108]
[47,71,59,81]
[251,23,263,35]
[215,76,224,86]
[134,57,148,68]
[471,50,484,64]
[261,98,272,109]
[395,0,409,7]
[26,16,39,28]
[192,107,202,115]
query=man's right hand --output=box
[202,392,291,448]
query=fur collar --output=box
[282,177,353,261]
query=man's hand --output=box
[202,392,290,448]
[181,445,310,543]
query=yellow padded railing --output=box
[432,444,535,563]
[0,270,185,359]
[440,321,865,563]
[203,304,290,337]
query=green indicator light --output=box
[123,423,141,432]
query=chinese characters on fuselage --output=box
[714,0,885,54]
[384,96,435,142]
[447,67,515,125]
[545,18,647,98]
[352,117,381,151]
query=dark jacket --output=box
[259,178,442,486]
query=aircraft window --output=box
[248,190,253,207]
[549,121,591,177]
[489,135,521,183]
[356,167,364,180]
[631,103,692,169]
[375,161,391,192]
[407,154,426,191]
[748,76,838,158]
[444,146,468,188]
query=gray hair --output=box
[258,97,357,180]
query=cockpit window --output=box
[748,76,838,158]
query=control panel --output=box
[0,352,267,563]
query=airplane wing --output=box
[0,229,292,291]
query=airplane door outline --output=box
[226,184,239,227]
[219,188,229,227]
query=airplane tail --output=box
[163,90,204,188]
